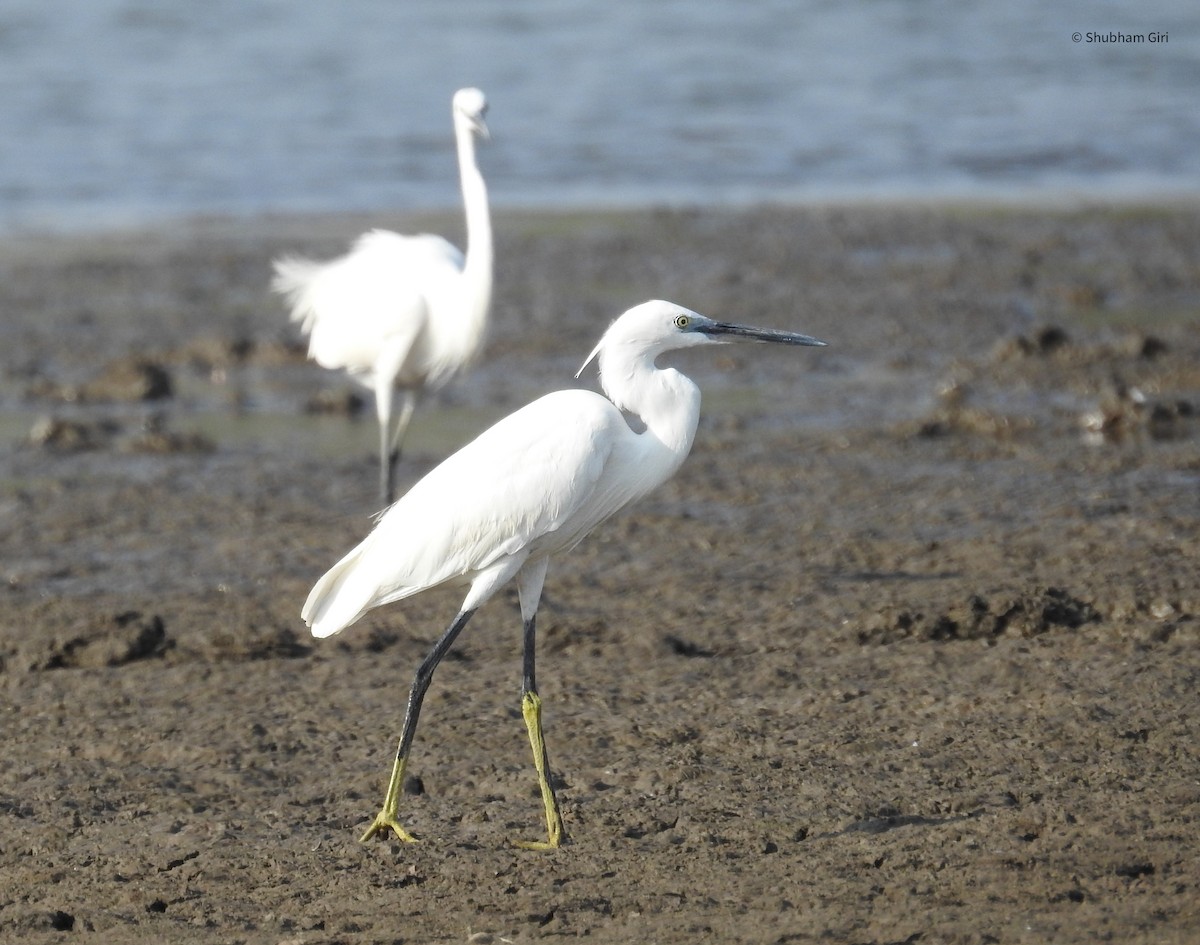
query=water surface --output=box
[2,0,1197,233]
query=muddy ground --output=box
[1,203,1198,944]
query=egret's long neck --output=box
[455,122,493,327]
[599,345,701,476]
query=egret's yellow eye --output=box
[674,314,691,329]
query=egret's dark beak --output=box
[700,321,827,347]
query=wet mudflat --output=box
[1,203,1199,944]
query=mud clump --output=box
[303,387,367,416]
[13,611,172,672]
[28,415,121,451]
[855,587,1101,645]
[27,356,174,403]
[28,413,214,453]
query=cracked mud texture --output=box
[1,203,1199,943]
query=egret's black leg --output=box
[516,611,566,848]
[522,612,538,695]
[360,608,476,843]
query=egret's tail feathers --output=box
[302,544,375,639]
[270,256,323,333]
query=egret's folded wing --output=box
[375,389,620,581]
[303,390,624,635]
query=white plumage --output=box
[273,87,493,503]
[304,389,641,637]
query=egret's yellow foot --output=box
[517,690,565,849]
[359,811,419,844]
[513,836,560,851]
[359,752,419,843]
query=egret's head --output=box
[577,300,826,377]
[453,87,490,139]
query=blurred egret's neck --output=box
[456,123,493,324]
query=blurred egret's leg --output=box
[383,391,417,504]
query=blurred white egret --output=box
[303,299,826,848]
[273,87,493,503]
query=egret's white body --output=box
[303,299,826,847]
[273,87,492,502]
[305,390,688,639]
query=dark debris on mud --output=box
[855,586,1103,645]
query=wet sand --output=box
[1,203,1199,943]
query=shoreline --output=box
[3,188,1200,245]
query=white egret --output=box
[303,299,826,848]
[272,87,493,503]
